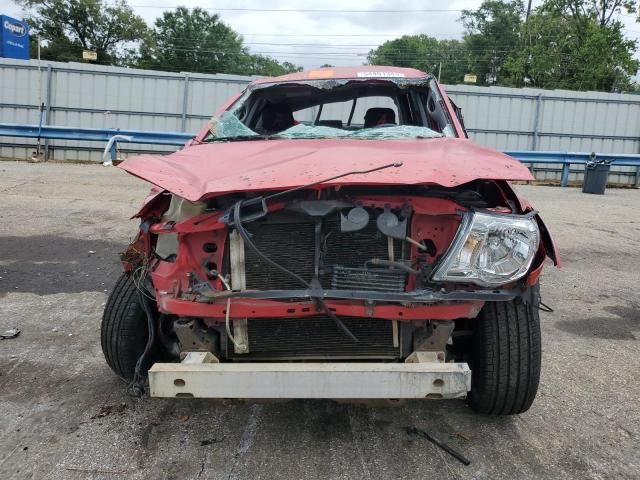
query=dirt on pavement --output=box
[1,161,639,480]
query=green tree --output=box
[367,35,468,84]
[501,10,569,88]
[139,7,301,76]
[18,0,148,65]
[238,55,302,76]
[545,0,638,26]
[503,2,639,90]
[461,0,525,85]
[139,7,245,73]
[572,20,639,90]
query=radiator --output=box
[242,213,404,291]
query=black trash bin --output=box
[582,159,610,194]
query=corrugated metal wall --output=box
[444,85,640,152]
[444,85,640,185]
[0,58,253,161]
[1,58,639,183]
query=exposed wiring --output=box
[232,200,358,342]
[218,274,232,291]
[225,298,243,349]
[406,236,428,251]
[538,301,554,313]
[215,273,242,350]
[263,162,402,202]
[127,269,157,397]
[131,263,156,302]
[155,314,180,358]
[233,201,311,288]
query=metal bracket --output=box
[413,320,455,355]
[174,319,218,353]
[365,300,375,317]
[405,351,445,364]
[180,351,219,364]
[229,230,249,354]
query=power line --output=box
[122,24,640,46]
[127,5,463,13]
[141,48,583,64]
[238,33,461,37]
[154,38,532,51]
[150,46,535,57]
[152,30,635,48]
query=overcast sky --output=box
[2,0,639,73]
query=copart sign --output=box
[0,15,30,60]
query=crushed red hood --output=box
[119,137,533,202]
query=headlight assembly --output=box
[432,211,540,287]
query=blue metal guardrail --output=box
[0,123,193,144]
[0,123,193,160]
[1,123,639,187]
[505,150,640,187]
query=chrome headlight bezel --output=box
[431,210,540,287]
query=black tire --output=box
[101,273,151,381]
[467,283,541,415]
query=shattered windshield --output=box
[205,112,443,142]
[208,112,259,139]
[203,76,455,142]
[275,123,442,139]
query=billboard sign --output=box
[82,49,97,61]
[463,74,477,84]
[0,15,30,60]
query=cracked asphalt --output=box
[1,161,639,479]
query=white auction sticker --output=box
[356,72,406,78]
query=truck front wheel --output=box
[467,284,542,415]
[101,273,153,381]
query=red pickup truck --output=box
[102,66,559,415]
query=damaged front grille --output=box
[227,316,400,360]
[321,215,402,287]
[244,221,316,290]
[242,211,405,292]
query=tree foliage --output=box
[239,56,302,77]
[18,0,148,65]
[138,7,244,73]
[504,7,638,90]
[461,0,525,84]
[367,0,639,92]
[367,35,467,84]
[19,2,301,76]
[136,7,301,75]
[17,0,639,89]
[501,0,639,90]
[546,0,638,26]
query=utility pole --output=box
[489,50,498,85]
[526,0,533,20]
[36,36,42,160]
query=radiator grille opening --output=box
[241,213,404,291]
[244,221,315,290]
[321,215,402,287]
[227,316,401,360]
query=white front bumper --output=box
[148,361,471,399]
